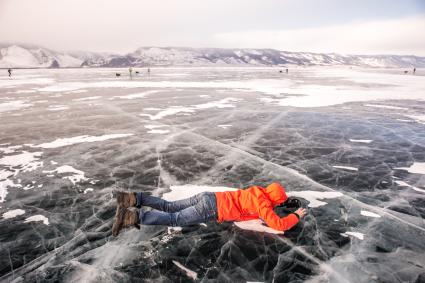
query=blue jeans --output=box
[136,192,218,227]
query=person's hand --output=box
[294,208,307,219]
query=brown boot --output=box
[112,207,140,236]
[115,191,137,208]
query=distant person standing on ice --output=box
[111,182,307,236]
[129,67,133,80]
[7,68,12,77]
[413,67,416,74]
[147,68,151,75]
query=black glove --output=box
[285,197,302,209]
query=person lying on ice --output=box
[112,182,307,236]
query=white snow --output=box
[48,105,69,111]
[43,165,87,185]
[172,260,198,280]
[218,124,232,129]
[340,231,364,240]
[35,134,133,148]
[0,151,44,173]
[2,209,25,219]
[148,129,170,134]
[73,96,102,101]
[140,106,195,120]
[84,188,94,194]
[235,219,284,235]
[0,145,22,154]
[404,115,425,124]
[332,165,358,171]
[24,215,49,225]
[287,191,344,208]
[140,98,239,120]
[0,101,33,113]
[395,162,425,175]
[394,180,425,193]
[364,104,408,110]
[0,77,54,88]
[111,90,159,100]
[144,125,170,134]
[349,139,373,143]
[360,210,381,218]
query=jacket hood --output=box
[265,183,288,206]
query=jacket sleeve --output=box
[257,198,299,231]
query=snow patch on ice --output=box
[140,98,239,120]
[360,210,381,218]
[349,139,373,143]
[394,180,425,193]
[73,96,102,101]
[24,215,49,225]
[43,165,88,185]
[0,101,33,113]
[218,124,232,129]
[111,90,159,100]
[2,209,25,219]
[144,125,170,134]
[0,151,43,173]
[172,260,197,280]
[287,191,344,208]
[364,104,408,110]
[332,165,358,171]
[395,162,425,175]
[35,134,133,148]
[340,231,364,240]
[404,115,425,124]
[48,105,69,111]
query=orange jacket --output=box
[214,183,299,231]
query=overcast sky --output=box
[1,0,424,55]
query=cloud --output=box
[212,15,425,56]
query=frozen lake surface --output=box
[1,67,425,282]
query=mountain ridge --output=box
[1,44,424,69]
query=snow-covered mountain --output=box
[1,44,424,68]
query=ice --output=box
[35,134,134,148]
[287,191,344,208]
[24,215,49,225]
[340,231,364,240]
[2,209,25,219]
[1,67,425,283]
[332,165,358,171]
[360,210,381,218]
